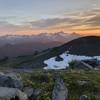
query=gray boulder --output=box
[24,87,42,100]
[24,87,35,100]
[80,95,88,100]
[0,87,28,100]
[52,77,68,100]
[0,73,23,90]
[33,88,42,96]
[24,87,34,98]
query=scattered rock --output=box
[0,73,23,90]
[80,95,88,100]
[52,77,68,100]
[0,87,28,100]
[24,87,42,100]
[76,80,91,86]
[83,59,99,68]
[72,61,93,70]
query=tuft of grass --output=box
[20,70,100,100]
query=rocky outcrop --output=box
[70,59,100,70]
[0,72,44,100]
[52,77,68,100]
[83,59,99,68]
[71,61,93,70]
[0,87,28,100]
[0,73,23,90]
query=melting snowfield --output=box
[44,52,100,70]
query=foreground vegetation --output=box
[20,70,100,100]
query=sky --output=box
[0,0,100,36]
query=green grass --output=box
[20,70,100,100]
[0,49,51,68]
[0,54,36,68]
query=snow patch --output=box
[43,52,100,70]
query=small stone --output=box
[80,95,88,100]
[76,80,91,86]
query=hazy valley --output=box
[0,32,80,59]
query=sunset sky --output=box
[0,0,100,36]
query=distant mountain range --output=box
[0,35,100,69]
[0,32,80,58]
[0,32,80,45]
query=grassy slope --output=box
[0,54,36,68]
[20,70,100,100]
[0,47,61,68]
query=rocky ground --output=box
[0,70,100,100]
[0,58,100,100]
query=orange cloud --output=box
[0,8,100,36]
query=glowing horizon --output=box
[0,0,99,36]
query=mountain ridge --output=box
[30,36,100,68]
[0,32,80,58]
